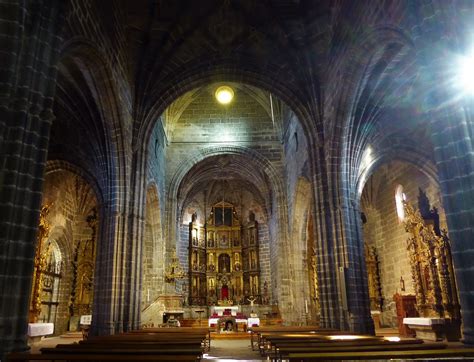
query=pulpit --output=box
[394,293,418,337]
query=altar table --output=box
[28,323,54,337]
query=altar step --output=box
[211,331,250,339]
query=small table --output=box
[247,317,260,328]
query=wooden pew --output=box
[78,332,207,352]
[258,332,428,358]
[41,346,203,355]
[286,347,474,361]
[266,337,426,359]
[276,342,446,359]
[128,327,211,350]
[255,329,345,352]
[7,329,206,361]
[7,352,200,361]
[248,325,337,350]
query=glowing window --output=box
[395,185,406,222]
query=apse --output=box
[142,80,312,325]
[176,154,272,307]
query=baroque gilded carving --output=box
[365,244,383,311]
[309,248,320,312]
[188,202,261,306]
[403,201,460,320]
[29,204,52,322]
[69,208,97,317]
[165,248,186,283]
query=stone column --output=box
[410,0,474,344]
[311,146,345,330]
[429,105,474,344]
[341,197,375,335]
[90,152,146,335]
[0,1,65,358]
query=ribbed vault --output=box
[178,154,270,218]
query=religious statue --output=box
[247,295,257,307]
[252,279,258,295]
[248,211,256,222]
[250,251,257,269]
[262,280,269,304]
[208,238,215,247]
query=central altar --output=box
[212,306,239,316]
[188,202,261,306]
[207,305,260,331]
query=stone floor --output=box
[203,339,263,361]
[30,334,264,361]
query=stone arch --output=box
[45,160,104,206]
[55,39,140,335]
[329,27,423,333]
[167,145,291,316]
[136,65,319,156]
[355,146,439,199]
[56,37,126,208]
[340,26,418,196]
[167,145,287,247]
[36,168,99,335]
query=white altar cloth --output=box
[403,317,445,326]
[247,317,260,327]
[208,317,260,327]
[28,323,54,337]
[212,306,239,316]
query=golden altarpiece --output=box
[29,205,97,329]
[188,202,260,306]
[401,190,461,339]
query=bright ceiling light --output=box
[457,52,474,95]
[215,86,234,104]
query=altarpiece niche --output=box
[188,202,261,306]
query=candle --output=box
[305,299,308,314]
[147,289,150,302]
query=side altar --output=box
[400,196,461,341]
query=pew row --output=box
[248,325,337,350]
[7,328,208,362]
[286,347,474,361]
